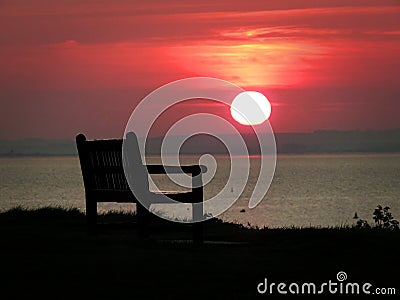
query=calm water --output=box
[1,154,399,227]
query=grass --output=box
[1,207,399,299]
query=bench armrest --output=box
[146,165,207,175]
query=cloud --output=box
[1,2,399,45]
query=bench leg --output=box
[86,199,97,235]
[193,222,203,245]
[192,173,204,244]
[192,202,204,245]
[137,202,150,238]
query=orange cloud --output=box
[166,40,329,87]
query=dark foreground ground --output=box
[1,208,399,300]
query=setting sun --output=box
[230,91,272,125]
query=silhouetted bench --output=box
[76,132,205,244]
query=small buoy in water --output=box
[353,212,358,219]
[240,209,246,213]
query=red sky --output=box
[0,0,399,139]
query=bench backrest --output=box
[76,133,147,194]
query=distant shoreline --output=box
[1,129,400,157]
[1,151,400,158]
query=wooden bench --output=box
[76,132,205,244]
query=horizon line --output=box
[1,128,400,141]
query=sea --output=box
[1,153,399,228]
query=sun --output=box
[230,91,271,125]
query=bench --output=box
[76,132,205,244]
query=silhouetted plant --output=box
[373,205,399,230]
[355,219,370,229]
[354,205,399,230]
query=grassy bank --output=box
[1,207,399,299]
